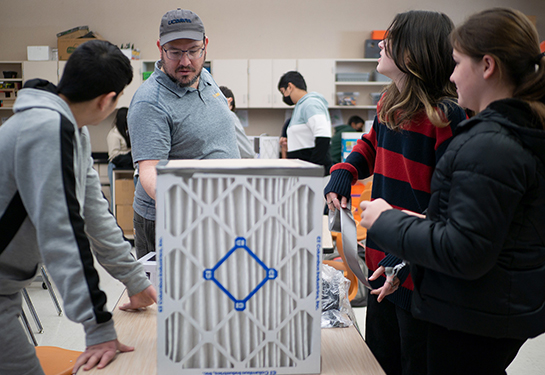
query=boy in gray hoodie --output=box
[0,40,156,375]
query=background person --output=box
[128,9,240,259]
[107,107,132,170]
[359,8,545,374]
[107,107,133,209]
[330,115,365,163]
[278,71,332,175]
[279,117,290,158]
[324,10,466,374]
[0,40,156,375]
[219,85,255,158]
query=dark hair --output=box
[450,8,545,127]
[115,107,130,147]
[348,115,364,125]
[219,86,235,111]
[379,10,457,130]
[278,71,307,91]
[57,40,133,103]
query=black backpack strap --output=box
[0,192,28,256]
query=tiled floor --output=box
[23,261,545,374]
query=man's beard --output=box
[161,53,205,88]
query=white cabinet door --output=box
[22,61,58,84]
[248,59,297,108]
[212,59,248,108]
[248,59,272,108]
[117,60,143,108]
[272,59,297,108]
[297,59,335,107]
[57,60,67,81]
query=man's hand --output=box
[72,339,133,373]
[138,160,160,200]
[119,285,157,311]
[359,198,392,229]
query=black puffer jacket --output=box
[370,99,545,339]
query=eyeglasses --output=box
[163,45,205,61]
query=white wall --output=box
[1,0,544,150]
[1,0,543,61]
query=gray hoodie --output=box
[0,80,151,346]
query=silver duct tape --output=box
[328,207,373,290]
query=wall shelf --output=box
[335,81,389,86]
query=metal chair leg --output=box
[21,288,44,333]
[19,310,38,346]
[41,266,63,316]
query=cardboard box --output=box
[155,159,323,375]
[27,46,51,61]
[114,178,135,205]
[57,31,104,60]
[56,26,89,39]
[115,204,134,234]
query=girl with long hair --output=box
[324,10,466,374]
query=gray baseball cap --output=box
[159,9,205,46]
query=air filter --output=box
[155,159,324,375]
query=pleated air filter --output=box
[248,136,280,159]
[156,159,324,375]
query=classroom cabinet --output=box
[248,59,297,108]
[22,61,59,84]
[0,62,23,124]
[211,59,249,108]
[2,58,389,128]
[297,59,336,107]
[116,60,143,108]
[112,170,135,238]
[334,59,390,109]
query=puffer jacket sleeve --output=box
[369,123,533,279]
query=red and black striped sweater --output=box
[324,101,467,310]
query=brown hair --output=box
[450,8,545,128]
[378,10,458,131]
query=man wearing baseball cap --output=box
[128,9,240,259]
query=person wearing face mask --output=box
[128,9,240,259]
[277,71,332,175]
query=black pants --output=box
[365,293,428,375]
[427,322,525,375]
[133,211,156,259]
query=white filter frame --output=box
[156,164,322,375]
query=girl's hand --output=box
[326,192,348,211]
[359,198,392,229]
[369,266,400,302]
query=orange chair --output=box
[35,346,82,375]
[353,181,373,243]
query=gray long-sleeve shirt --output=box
[0,82,151,347]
